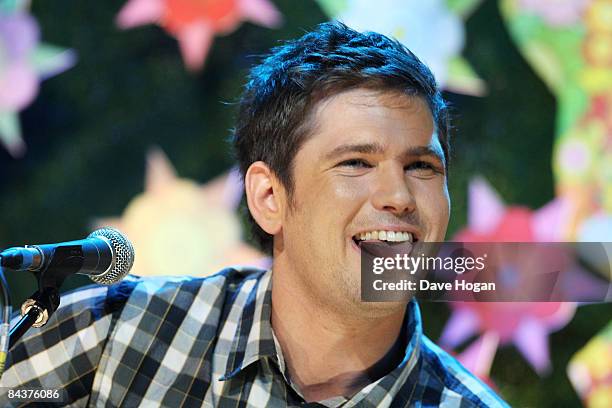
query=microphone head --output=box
[87,227,135,285]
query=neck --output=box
[270,267,407,402]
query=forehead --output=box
[301,88,438,155]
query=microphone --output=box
[0,227,135,285]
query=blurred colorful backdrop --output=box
[0,0,610,406]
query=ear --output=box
[245,161,283,236]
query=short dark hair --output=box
[233,21,450,254]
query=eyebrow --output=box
[323,143,385,160]
[324,142,446,165]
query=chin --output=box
[354,299,408,318]
[332,278,406,317]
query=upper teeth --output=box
[355,231,413,242]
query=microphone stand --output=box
[7,244,84,351]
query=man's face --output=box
[275,88,450,314]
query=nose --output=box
[371,165,416,216]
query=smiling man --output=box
[230,21,505,407]
[0,22,507,407]
[253,89,451,403]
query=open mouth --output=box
[351,231,420,259]
[352,230,419,247]
[351,231,419,260]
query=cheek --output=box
[288,177,368,250]
[332,178,371,201]
[413,180,450,227]
[327,178,372,228]
[297,176,368,217]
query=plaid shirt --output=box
[0,268,508,407]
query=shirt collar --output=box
[219,268,424,390]
[220,269,276,381]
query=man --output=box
[0,22,507,407]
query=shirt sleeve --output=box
[0,279,137,407]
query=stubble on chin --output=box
[325,265,408,319]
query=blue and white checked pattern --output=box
[0,268,508,407]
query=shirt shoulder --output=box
[88,267,266,406]
[120,266,266,313]
[94,266,267,348]
[418,336,509,408]
[0,268,263,403]
[4,277,138,372]
[0,277,139,406]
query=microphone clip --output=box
[35,244,88,292]
[9,287,60,350]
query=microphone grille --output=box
[87,227,135,285]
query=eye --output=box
[337,159,372,169]
[407,161,434,170]
[405,161,442,175]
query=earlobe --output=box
[245,161,282,236]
